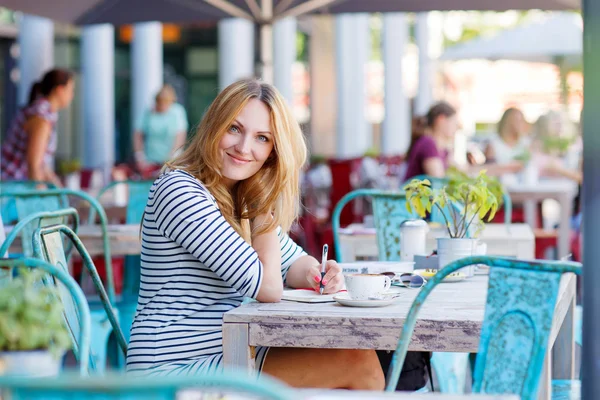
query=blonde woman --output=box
[126,79,384,390]
[133,84,189,176]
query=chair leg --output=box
[431,352,469,394]
[89,309,115,374]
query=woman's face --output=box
[435,114,459,139]
[218,98,275,188]
[508,111,527,136]
[155,97,174,113]
[56,79,75,109]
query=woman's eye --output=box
[229,125,240,134]
[257,135,269,143]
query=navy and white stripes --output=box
[126,169,306,375]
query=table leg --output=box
[538,349,552,400]
[552,294,576,379]
[222,322,256,375]
[558,194,573,258]
[524,199,538,229]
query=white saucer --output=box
[333,293,399,308]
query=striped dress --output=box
[126,169,306,376]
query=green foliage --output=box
[0,269,71,356]
[541,136,575,156]
[403,171,499,239]
[446,167,505,207]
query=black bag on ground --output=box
[377,350,432,391]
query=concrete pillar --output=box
[309,16,336,157]
[218,19,254,89]
[274,17,297,104]
[17,15,53,106]
[382,13,410,155]
[81,24,115,177]
[335,13,370,158]
[414,13,432,116]
[131,22,163,132]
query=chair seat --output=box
[552,379,580,400]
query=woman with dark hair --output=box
[1,68,75,186]
[403,101,458,180]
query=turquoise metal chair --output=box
[386,255,582,400]
[0,190,119,370]
[0,371,295,400]
[332,189,417,262]
[0,208,79,259]
[0,257,92,376]
[93,180,153,345]
[32,224,127,374]
[0,181,58,224]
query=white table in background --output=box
[337,223,534,262]
[4,223,141,257]
[505,179,578,258]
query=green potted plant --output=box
[403,171,499,274]
[0,268,71,377]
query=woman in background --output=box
[1,68,74,186]
[133,84,189,177]
[403,101,458,180]
[485,107,530,164]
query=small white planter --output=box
[0,351,61,377]
[437,238,478,277]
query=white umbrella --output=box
[440,12,582,103]
[0,1,581,82]
[440,12,582,65]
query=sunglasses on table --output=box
[383,272,427,289]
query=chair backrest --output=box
[94,180,153,224]
[0,181,58,224]
[386,255,582,400]
[332,189,417,262]
[2,189,116,301]
[0,257,92,376]
[32,224,128,357]
[0,208,79,258]
[0,371,294,400]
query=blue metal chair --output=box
[0,371,295,400]
[0,181,58,224]
[32,224,127,374]
[0,208,79,259]
[0,189,119,372]
[386,255,582,400]
[332,189,417,262]
[92,180,153,345]
[0,257,92,376]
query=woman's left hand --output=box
[305,259,344,294]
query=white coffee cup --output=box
[344,274,392,300]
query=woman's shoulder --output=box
[25,99,58,122]
[151,169,214,202]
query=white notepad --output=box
[281,289,343,303]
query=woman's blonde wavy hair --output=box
[166,79,307,242]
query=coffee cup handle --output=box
[383,276,391,291]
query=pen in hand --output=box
[319,244,328,295]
